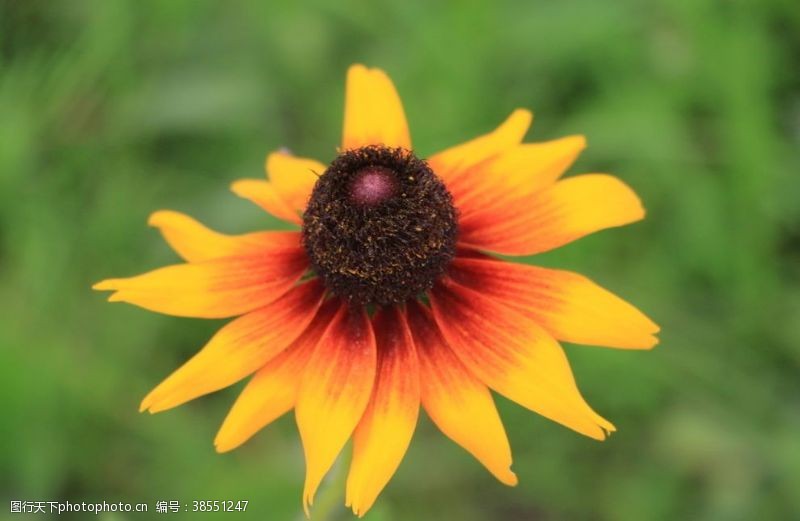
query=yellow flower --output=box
[94,64,659,517]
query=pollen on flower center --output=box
[302,145,458,306]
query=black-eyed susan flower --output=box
[94,64,659,517]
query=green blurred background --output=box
[2,0,799,519]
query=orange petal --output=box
[450,257,659,349]
[214,298,340,452]
[428,109,532,185]
[406,301,517,486]
[295,304,377,516]
[459,174,645,256]
[266,151,326,215]
[429,278,615,440]
[342,64,411,150]
[450,135,586,218]
[346,307,420,517]
[93,249,308,318]
[231,178,303,225]
[139,279,325,413]
[148,210,301,262]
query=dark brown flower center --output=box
[302,145,458,306]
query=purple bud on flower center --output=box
[349,166,397,206]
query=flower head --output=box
[94,64,659,517]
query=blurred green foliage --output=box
[1,0,799,520]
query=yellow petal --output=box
[406,301,517,486]
[295,304,377,516]
[459,174,645,256]
[451,135,586,218]
[493,135,586,186]
[93,249,308,318]
[346,307,420,517]
[214,298,340,452]
[428,109,532,184]
[231,178,303,225]
[430,278,615,440]
[140,279,325,413]
[148,210,301,262]
[342,64,411,150]
[450,257,659,349]
[266,151,325,215]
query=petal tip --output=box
[623,183,646,222]
[107,292,125,303]
[651,322,661,334]
[139,389,162,413]
[264,150,290,176]
[368,66,393,82]
[581,416,616,441]
[502,108,533,136]
[92,279,116,291]
[622,332,661,350]
[643,334,660,350]
[147,210,172,227]
[591,174,648,224]
[346,493,377,519]
[213,426,243,453]
[230,178,264,197]
[229,179,249,195]
[499,469,519,487]
[213,439,233,454]
[512,108,533,124]
[635,314,661,348]
[596,420,617,440]
[347,63,369,75]
[588,430,608,441]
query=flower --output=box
[94,64,659,517]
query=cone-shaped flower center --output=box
[302,145,458,306]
